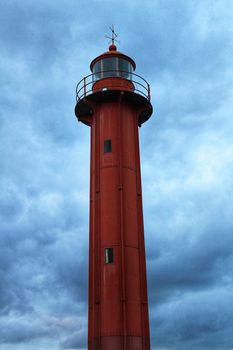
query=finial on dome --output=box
[109,43,117,51]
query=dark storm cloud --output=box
[0,201,88,346]
[0,0,93,146]
[61,329,87,350]
[0,0,233,349]
[0,1,91,348]
[0,187,24,220]
[149,286,233,350]
[147,222,233,299]
[0,118,89,346]
[135,2,233,348]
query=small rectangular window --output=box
[105,248,114,264]
[104,139,112,153]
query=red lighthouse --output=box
[75,34,153,350]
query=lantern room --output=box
[90,44,136,94]
[90,44,136,81]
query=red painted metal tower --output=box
[75,37,153,350]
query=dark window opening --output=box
[104,139,112,153]
[105,248,114,264]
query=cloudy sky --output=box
[1,0,233,349]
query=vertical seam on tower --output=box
[88,122,93,348]
[118,94,127,350]
[134,115,149,349]
[94,106,101,349]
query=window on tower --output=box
[104,139,112,153]
[105,248,114,264]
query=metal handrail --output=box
[76,70,151,102]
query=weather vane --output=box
[105,25,119,45]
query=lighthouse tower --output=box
[75,33,153,350]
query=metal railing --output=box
[76,70,151,102]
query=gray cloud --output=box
[151,287,233,350]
